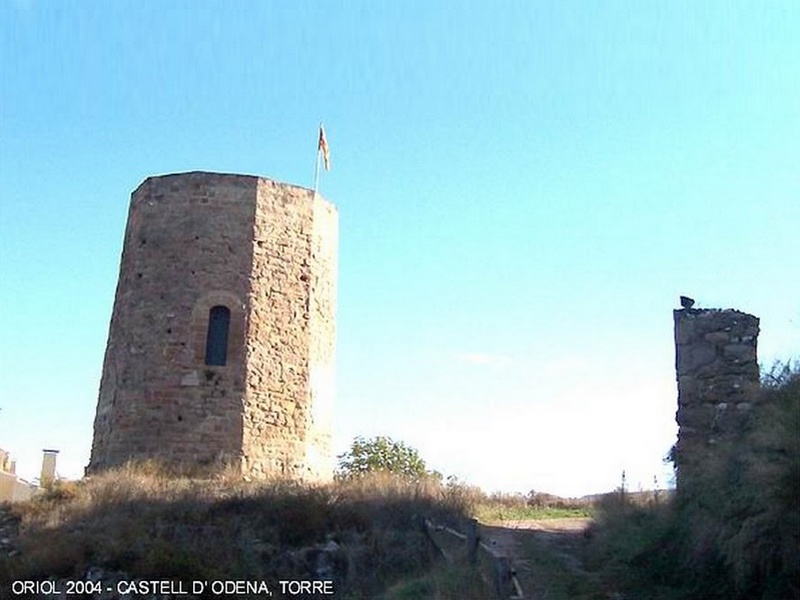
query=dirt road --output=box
[479,518,608,600]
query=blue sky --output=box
[1,1,798,497]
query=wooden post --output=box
[494,555,512,597]
[416,514,427,534]
[466,518,479,565]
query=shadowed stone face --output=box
[673,307,759,487]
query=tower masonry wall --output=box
[89,172,337,481]
[673,307,760,486]
[240,180,337,480]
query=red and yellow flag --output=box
[318,125,330,171]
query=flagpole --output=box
[313,147,321,197]
[314,122,329,198]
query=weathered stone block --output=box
[180,371,200,387]
[704,331,730,345]
[722,343,756,363]
[676,404,715,428]
[677,343,718,373]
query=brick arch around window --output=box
[191,291,245,368]
[205,305,231,365]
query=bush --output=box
[336,436,432,481]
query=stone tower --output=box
[89,172,337,481]
[673,304,759,488]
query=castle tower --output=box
[673,304,759,488]
[89,172,337,481]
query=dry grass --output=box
[474,491,594,524]
[2,464,596,597]
[2,465,473,598]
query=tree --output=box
[336,436,429,480]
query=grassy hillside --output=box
[1,466,599,599]
[1,468,479,599]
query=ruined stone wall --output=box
[90,172,337,481]
[673,307,760,487]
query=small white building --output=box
[0,448,58,503]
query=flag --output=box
[318,125,330,171]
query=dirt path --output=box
[479,518,606,600]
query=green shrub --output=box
[336,436,433,481]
